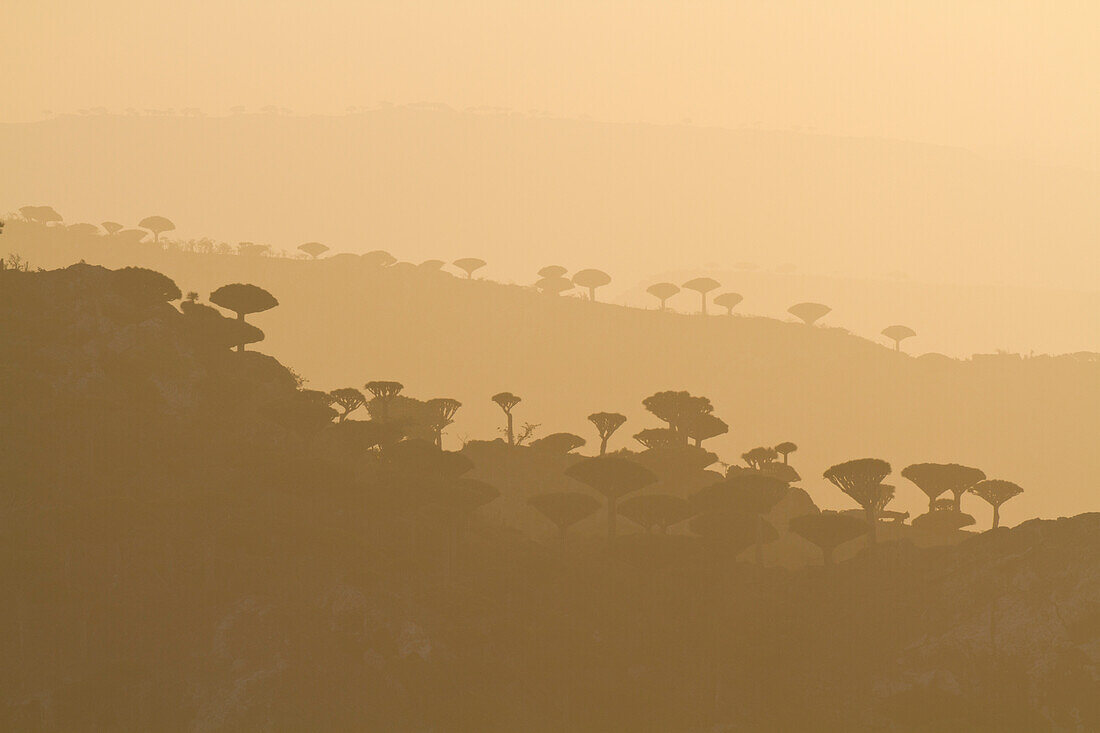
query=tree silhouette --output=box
[901,463,986,512]
[690,508,774,562]
[823,458,893,544]
[618,494,694,534]
[646,282,679,310]
[788,302,832,325]
[969,479,1023,529]
[564,456,657,543]
[362,250,397,267]
[102,221,123,235]
[453,257,487,279]
[682,277,720,314]
[19,205,62,225]
[115,229,147,245]
[538,265,568,279]
[139,216,175,246]
[632,428,681,450]
[588,412,627,455]
[693,474,788,564]
[912,503,977,534]
[529,432,586,453]
[881,324,916,352]
[713,292,744,315]
[491,392,522,445]
[426,398,462,448]
[298,242,329,259]
[742,446,779,470]
[209,283,278,351]
[681,412,728,447]
[330,387,366,422]
[113,267,182,304]
[775,441,798,465]
[535,275,573,295]
[67,223,99,236]
[236,242,270,257]
[642,390,713,438]
[528,492,601,549]
[571,269,611,301]
[788,511,869,566]
[364,381,404,422]
[419,259,445,271]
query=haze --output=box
[3,0,1098,170]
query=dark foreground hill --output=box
[1,263,1097,731]
[4,222,1098,522]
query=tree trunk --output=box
[506,411,514,446]
[783,454,789,465]
[864,506,878,545]
[588,286,596,301]
[992,504,1000,529]
[755,515,765,565]
[607,496,617,546]
[235,311,245,352]
[700,292,707,315]
[894,339,900,352]
[952,490,963,512]
[599,436,608,455]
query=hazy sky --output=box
[4,0,1098,169]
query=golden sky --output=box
[4,0,1098,169]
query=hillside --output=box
[2,262,1098,730]
[4,222,1097,523]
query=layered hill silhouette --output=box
[2,260,1097,731]
[4,222,1097,523]
[3,108,1098,295]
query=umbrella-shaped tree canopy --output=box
[690,508,777,556]
[788,302,832,325]
[529,432,586,454]
[536,275,574,295]
[882,324,917,351]
[138,215,175,243]
[682,277,721,314]
[298,241,329,259]
[713,292,744,314]
[529,492,602,537]
[565,455,657,500]
[210,283,279,319]
[902,463,986,510]
[588,412,627,455]
[788,511,869,563]
[571,268,612,300]
[538,265,568,279]
[691,473,789,516]
[912,509,976,533]
[453,257,487,278]
[113,266,182,304]
[362,250,397,267]
[646,282,680,309]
